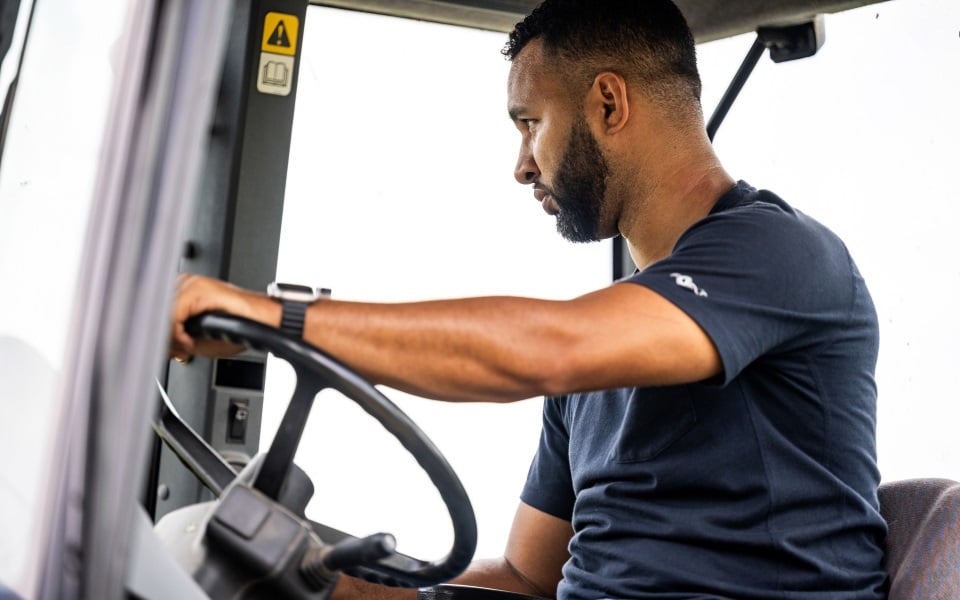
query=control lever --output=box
[300,533,397,590]
[324,533,397,570]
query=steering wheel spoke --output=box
[254,373,329,499]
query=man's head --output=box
[503,0,701,107]
[505,0,704,243]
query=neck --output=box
[619,152,735,270]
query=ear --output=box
[588,72,630,134]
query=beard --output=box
[549,119,610,243]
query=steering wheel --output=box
[158,311,477,594]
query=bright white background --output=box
[263,0,960,562]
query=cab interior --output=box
[0,0,957,599]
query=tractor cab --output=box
[0,0,957,598]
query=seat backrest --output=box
[878,478,960,600]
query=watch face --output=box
[267,282,319,303]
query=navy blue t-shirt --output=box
[521,182,887,599]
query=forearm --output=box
[450,557,555,597]
[331,557,550,600]
[300,296,575,403]
[330,574,417,600]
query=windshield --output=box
[262,0,959,561]
[264,6,611,560]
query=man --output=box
[170,0,887,597]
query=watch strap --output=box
[279,299,309,338]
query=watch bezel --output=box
[267,282,320,303]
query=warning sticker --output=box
[262,12,298,56]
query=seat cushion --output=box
[878,478,960,599]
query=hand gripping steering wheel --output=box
[162,311,477,594]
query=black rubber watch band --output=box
[268,282,328,339]
[279,299,309,338]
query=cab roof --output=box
[312,0,888,42]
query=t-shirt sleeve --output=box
[625,200,853,387]
[521,396,575,521]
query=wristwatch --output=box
[266,282,330,338]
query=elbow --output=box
[515,341,585,399]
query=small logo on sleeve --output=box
[670,273,708,297]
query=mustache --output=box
[534,182,559,198]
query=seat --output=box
[878,478,960,599]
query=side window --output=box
[263,8,611,559]
[0,0,31,162]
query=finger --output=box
[196,337,245,358]
[171,319,195,351]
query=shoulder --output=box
[692,184,833,241]
[628,183,863,319]
[677,183,852,277]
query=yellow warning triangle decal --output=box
[268,21,291,48]
[261,13,298,56]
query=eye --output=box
[511,115,538,135]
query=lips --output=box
[534,187,560,216]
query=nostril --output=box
[514,157,539,185]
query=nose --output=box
[514,145,540,185]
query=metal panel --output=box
[155,0,309,521]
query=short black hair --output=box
[503,0,702,111]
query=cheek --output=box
[532,129,560,172]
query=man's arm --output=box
[331,502,572,599]
[170,274,721,402]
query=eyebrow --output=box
[507,106,526,122]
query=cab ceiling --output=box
[312,0,887,43]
